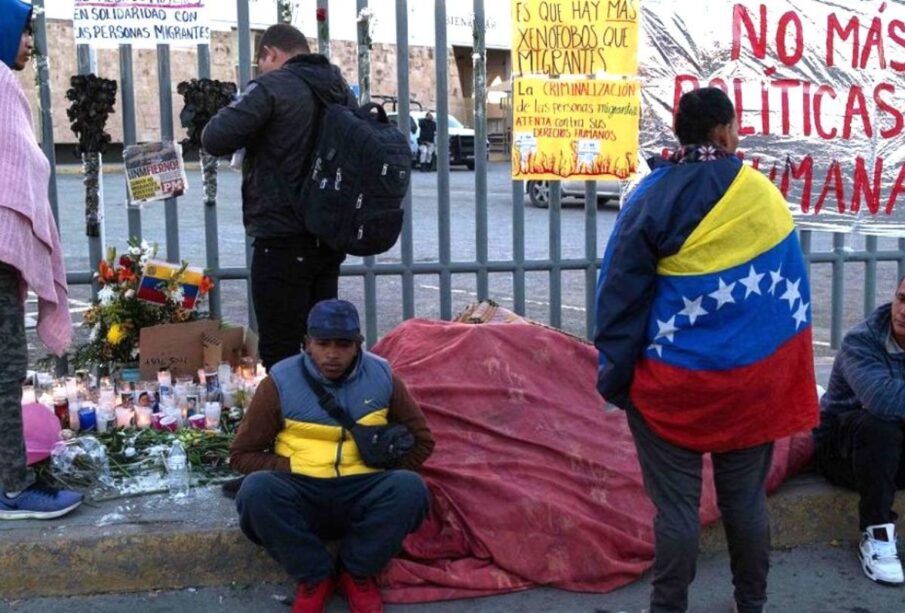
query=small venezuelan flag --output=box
[136,259,204,311]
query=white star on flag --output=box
[768,265,783,295]
[780,278,801,310]
[648,342,663,357]
[655,316,679,343]
[679,295,708,325]
[708,278,736,310]
[793,300,809,329]
[739,265,765,298]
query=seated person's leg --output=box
[235,471,336,585]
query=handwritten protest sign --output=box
[512,77,639,180]
[123,141,188,205]
[512,0,640,76]
[639,0,905,235]
[73,0,211,47]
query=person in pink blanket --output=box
[0,0,83,520]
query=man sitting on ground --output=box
[814,276,905,586]
[230,299,434,613]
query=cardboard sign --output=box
[139,321,259,380]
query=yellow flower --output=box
[106,324,127,346]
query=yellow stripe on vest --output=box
[657,165,794,276]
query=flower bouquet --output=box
[72,239,214,371]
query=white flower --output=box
[140,240,150,251]
[130,347,140,359]
[89,322,101,342]
[169,286,185,305]
[124,289,135,299]
[97,285,115,306]
[139,255,149,268]
[129,246,141,256]
[124,447,136,458]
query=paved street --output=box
[3,542,900,612]
[34,161,899,363]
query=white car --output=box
[388,111,479,170]
[524,177,624,208]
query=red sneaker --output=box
[338,571,384,613]
[292,577,334,613]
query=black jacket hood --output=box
[283,54,355,107]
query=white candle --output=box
[204,402,221,430]
[134,406,153,429]
[21,385,36,404]
[65,377,79,403]
[218,362,232,387]
[115,407,134,428]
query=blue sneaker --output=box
[0,485,84,520]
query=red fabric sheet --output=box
[372,320,814,603]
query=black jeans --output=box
[627,407,773,613]
[816,410,905,530]
[235,470,429,583]
[251,240,345,370]
[0,264,32,493]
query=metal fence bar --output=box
[864,235,878,318]
[584,181,598,338]
[33,0,59,225]
[317,0,330,58]
[119,44,142,240]
[830,232,845,348]
[549,182,562,327]
[77,44,103,301]
[156,44,179,263]
[357,0,378,345]
[236,0,256,331]
[435,0,452,321]
[395,0,414,319]
[512,180,526,314]
[473,0,489,300]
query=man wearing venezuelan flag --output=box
[595,87,818,613]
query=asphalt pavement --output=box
[2,542,899,612]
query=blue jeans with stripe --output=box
[627,406,773,613]
[236,469,429,583]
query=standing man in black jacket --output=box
[202,24,357,371]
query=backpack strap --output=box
[300,362,358,431]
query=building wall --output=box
[16,19,470,148]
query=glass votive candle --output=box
[78,406,97,432]
[96,408,114,433]
[135,406,153,429]
[21,385,36,404]
[188,414,205,429]
[204,401,221,430]
[69,402,81,432]
[159,415,179,432]
[115,407,134,428]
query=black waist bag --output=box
[302,366,414,469]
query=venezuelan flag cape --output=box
[595,155,818,452]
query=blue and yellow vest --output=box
[270,351,393,478]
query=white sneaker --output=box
[858,523,905,585]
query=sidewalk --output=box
[3,357,877,603]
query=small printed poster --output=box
[123,141,189,205]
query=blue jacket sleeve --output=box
[838,332,905,420]
[201,81,274,156]
[594,192,660,409]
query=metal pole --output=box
[436,0,452,320]
[831,232,845,349]
[473,0,488,299]
[77,44,103,302]
[157,44,179,263]
[357,0,377,344]
[864,235,877,317]
[584,181,598,339]
[549,182,562,328]
[396,0,414,319]
[119,44,142,240]
[198,44,222,320]
[237,0,256,331]
[317,0,330,58]
[33,0,59,226]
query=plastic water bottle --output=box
[166,441,190,498]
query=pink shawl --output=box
[0,63,71,355]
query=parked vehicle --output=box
[388,111,480,170]
[524,177,625,208]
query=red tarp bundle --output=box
[372,320,814,603]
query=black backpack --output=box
[295,86,411,256]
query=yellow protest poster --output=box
[512,0,640,77]
[512,77,640,180]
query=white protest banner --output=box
[639,0,905,235]
[73,0,211,47]
[123,141,189,205]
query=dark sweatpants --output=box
[0,264,32,493]
[816,409,905,530]
[236,470,429,583]
[626,407,774,613]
